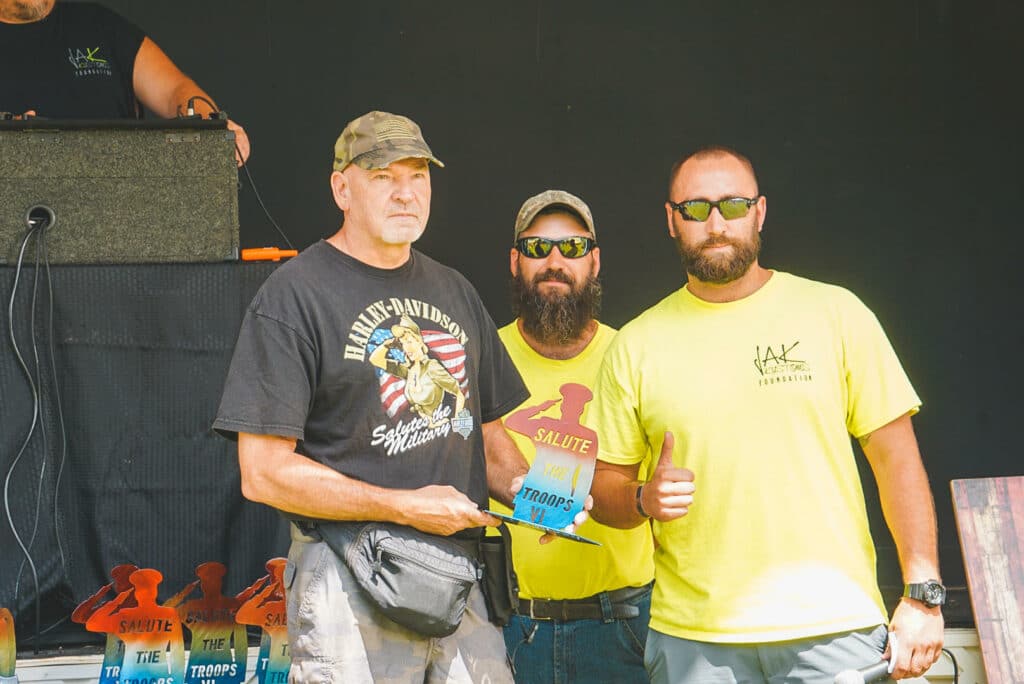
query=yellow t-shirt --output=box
[591,272,920,642]
[492,321,655,600]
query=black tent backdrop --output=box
[2,0,1021,646]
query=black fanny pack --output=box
[317,521,480,637]
[313,519,519,636]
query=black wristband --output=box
[635,484,650,518]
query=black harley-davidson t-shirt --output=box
[1,2,145,118]
[214,241,529,511]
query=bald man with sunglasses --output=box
[589,147,943,683]
[492,190,655,683]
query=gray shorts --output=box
[645,624,891,684]
[284,523,513,684]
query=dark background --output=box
[4,0,1022,645]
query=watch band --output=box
[635,484,650,518]
[902,580,946,607]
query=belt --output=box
[516,582,651,621]
[292,520,482,557]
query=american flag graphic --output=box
[368,327,470,418]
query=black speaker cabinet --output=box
[0,119,239,264]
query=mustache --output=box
[702,237,736,248]
[532,268,574,286]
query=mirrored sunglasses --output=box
[668,197,758,222]
[515,236,597,259]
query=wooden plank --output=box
[951,476,1024,684]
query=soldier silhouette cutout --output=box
[504,382,598,530]
[176,562,257,684]
[72,563,140,684]
[0,607,15,682]
[235,559,287,684]
[85,568,187,684]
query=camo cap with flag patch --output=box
[333,111,444,171]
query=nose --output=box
[543,247,574,267]
[392,178,416,203]
[705,206,729,235]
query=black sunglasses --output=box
[668,197,758,222]
[515,236,597,259]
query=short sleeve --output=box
[840,291,921,438]
[590,332,649,465]
[95,4,145,109]
[469,293,528,424]
[213,309,317,441]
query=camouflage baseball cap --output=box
[333,111,444,172]
[513,189,595,242]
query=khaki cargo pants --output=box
[285,523,513,684]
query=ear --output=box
[509,247,519,278]
[665,202,679,238]
[330,170,350,212]
[590,246,601,278]
[755,195,767,233]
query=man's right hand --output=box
[403,484,498,536]
[638,431,695,521]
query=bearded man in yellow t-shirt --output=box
[492,189,655,683]
[589,147,944,683]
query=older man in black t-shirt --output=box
[215,111,586,683]
[0,0,250,163]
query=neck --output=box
[326,227,411,270]
[686,264,773,303]
[517,318,598,360]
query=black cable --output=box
[237,146,294,249]
[507,622,538,676]
[17,613,70,642]
[185,95,218,117]
[17,229,51,607]
[941,647,960,684]
[181,97,295,250]
[42,229,70,582]
[4,223,44,653]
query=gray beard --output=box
[510,271,602,346]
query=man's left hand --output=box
[227,119,250,165]
[886,598,944,679]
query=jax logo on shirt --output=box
[67,46,113,77]
[754,341,813,387]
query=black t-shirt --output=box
[0,2,145,118]
[214,241,529,510]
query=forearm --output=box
[878,461,940,581]
[862,414,940,581]
[482,420,528,507]
[165,78,216,118]
[590,464,646,529]
[238,433,415,525]
[132,37,216,118]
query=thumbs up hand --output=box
[638,431,695,522]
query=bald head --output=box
[668,146,758,199]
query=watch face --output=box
[924,582,946,606]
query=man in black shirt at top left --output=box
[0,0,250,163]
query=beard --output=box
[674,226,761,284]
[511,268,602,346]
[1,0,54,21]
[379,223,425,245]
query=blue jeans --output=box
[503,585,651,684]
